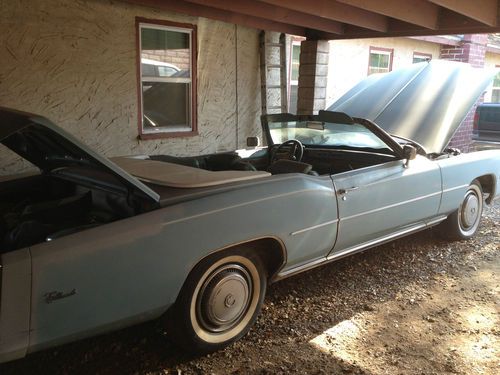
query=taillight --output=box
[473,109,479,133]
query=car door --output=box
[330,155,441,256]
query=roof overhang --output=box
[123,0,500,39]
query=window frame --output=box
[289,41,301,86]
[412,51,432,64]
[136,17,198,140]
[288,37,304,114]
[491,64,500,103]
[367,46,394,75]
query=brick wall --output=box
[297,40,329,115]
[142,49,191,71]
[440,34,488,152]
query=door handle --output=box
[337,186,359,196]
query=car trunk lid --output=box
[0,107,160,203]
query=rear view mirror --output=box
[247,137,260,147]
[403,144,417,168]
[306,121,325,130]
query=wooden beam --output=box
[336,0,439,29]
[122,0,307,35]
[259,0,388,32]
[429,0,498,26]
[336,18,500,39]
[183,0,344,34]
[409,35,461,46]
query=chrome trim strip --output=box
[290,219,339,236]
[342,191,441,221]
[442,184,468,193]
[276,257,325,278]
[425,215,447,226]
[326,223,426,261]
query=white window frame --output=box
[368,47,393,75]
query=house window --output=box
[137,18,197,139]
[413,52,432,64]
[368,47,393,75]
[289,41,301,114]
[492,69,500,103]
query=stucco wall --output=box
[482,51,500,102]
[0,0,261,174]
[326,37,441,107]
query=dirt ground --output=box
[2,201,499,375]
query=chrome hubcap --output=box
[197,264,252,333]
[461,192,480,229]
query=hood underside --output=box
[328,60,496,154]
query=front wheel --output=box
[167,249,267,354]
[438,180,483,240]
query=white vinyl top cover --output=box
[111,157,271,188]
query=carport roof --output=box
[124,0,500,39]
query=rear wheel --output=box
[167,248,267,353]
[438,180,483,240]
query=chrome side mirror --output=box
[247,136,260,147]
[403,144,417,168]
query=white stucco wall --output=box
[326,37,441,107]
[0,0,262,174]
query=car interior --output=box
[147,140,397,177]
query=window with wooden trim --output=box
[137,19,197,139]
[413,52,432,64]
[368,47,393,75]
[289,41,301,114]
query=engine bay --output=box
[0,173,143,253]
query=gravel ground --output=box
[2,201,499,375]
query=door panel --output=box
[330,156,441,254]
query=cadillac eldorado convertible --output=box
[1,60,499,363]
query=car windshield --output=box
[268,120,392,151]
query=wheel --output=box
[438,180,483,240]
[167,248,267,354]
[271,139,304,163]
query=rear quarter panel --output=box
[0,249,31,363]
[28,174,338,352]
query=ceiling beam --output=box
[429,0,498,26]
[337,18,500,40]
[123,0,306,35]
[336,0,440,29]
[259,0,388,32]
[182,0,344,34]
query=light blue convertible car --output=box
[1,61,499,362]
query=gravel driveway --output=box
[2,201,499,375]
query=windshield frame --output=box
[261,110,405,159]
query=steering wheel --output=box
[271,139,304,163]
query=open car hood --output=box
[0,107,160,203]
[328,60,496,154]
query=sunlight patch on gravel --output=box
[309,319,363,355]
[307,253,499,375]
